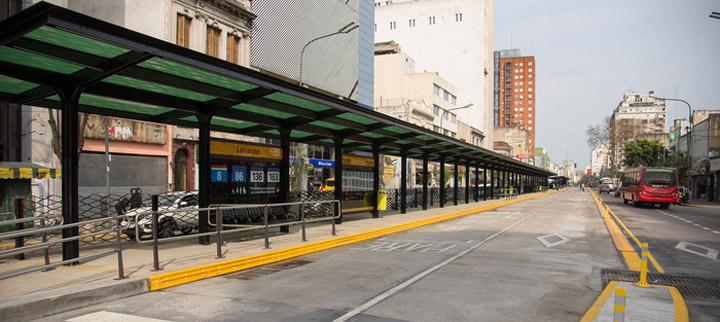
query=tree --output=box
[585,116,611,150]
[47,110,90,163]
[623,139,667,167]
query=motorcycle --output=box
[676,187,689,205]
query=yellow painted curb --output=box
[669,285,690,322]
[580,281,619,322]
[603,217,634,252]
[149,190,559,291]
[687,204,720,210]
[621,251,641,271]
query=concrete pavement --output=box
[0,189,689,321]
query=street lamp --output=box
[439,103,473,136]
[656,96,692,199]
[299,22,359,85]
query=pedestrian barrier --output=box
[613,287,626,322]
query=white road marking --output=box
[675,241,719,260]
[67,311,172,322]
[536,233,571,248]
[333,215,533,322]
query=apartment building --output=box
[610,90,667,170]
[494,49,536,158]
[374,0,494,148]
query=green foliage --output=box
[623,139,668,167]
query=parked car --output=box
[120,191,198,240]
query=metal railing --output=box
[122,199,341,271]
[0,200,126,280]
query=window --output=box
[519,107,523,111]
[514,108,518,112]
[506,69,511,73]
[528,88,533,92]
[429,16,436,24]
[409,19,416,27]
[390,21,396,29]
[520,62,524,66]
[433,105,440,116]
[177,14,191,48]
[434,84,440,95]
[529,61,533,66]
[206,26,221,58]
[529,127,532,130]
[514,69,518,73]
[505,62,511,67]
[455,13,463,22]
[529,107,533,111]
[443,90,449,100]
[451,114,456,123]
[529,68,533,72]
[226,34,239,64]
[451,95,456,104]
[529,120,533,124]
[529,94,533,99]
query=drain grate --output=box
[223,259,313,280]
[601,268,720,301]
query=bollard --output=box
[14,199,25,260]
[151,195,160,271]
[215,207,224,259]
[636,243,650,287]
[301,202,306,242]
[604,203,610,218]
[613,287,626,322]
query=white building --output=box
[610,91,668,169]
[374,0,494,148]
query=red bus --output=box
[620,167,679,209]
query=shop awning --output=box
[0,162,61,180]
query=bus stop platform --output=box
[0,189,687,321]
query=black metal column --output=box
[422,154,428,210]
[465,161,470,204]
[400,150,407,214]
[372,147,380,218]
[333,138,343,224]
[490,167,494,199]
[474,164,479,202]
[453,159,458,206]
[483,166,487,201]
[59,83,81,262]
[440,157,445,208]
[197,113,212,245]
[279,128,291,233]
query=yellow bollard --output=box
[613,288,626,322]
[604,203,610,218]
[636,243,650,287]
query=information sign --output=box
[211,165,227,182]
[267,167,280,183]
[231,166,247,183]
[250,167,264,182]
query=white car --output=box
[120,191,198,240]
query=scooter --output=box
[676,189,689,205]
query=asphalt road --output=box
[38,191,628,321]
[594,190,720,321]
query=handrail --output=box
[128,198,341,271]
[0,209,129,281]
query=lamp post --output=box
[439,103,473,136]
[656,96,692,199]
[299,22,359,85]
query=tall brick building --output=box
[494,49,536,158]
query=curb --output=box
[149,190,560,291]
[0,277,148,322]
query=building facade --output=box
[610,91,667,170]
[374,0,494,148]
[493,125,531,162]
[251,0,374,107]
[494,49,536,158]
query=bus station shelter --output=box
[0,3,553,261]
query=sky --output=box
[494,0,720,170]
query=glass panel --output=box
[138,58,257,92]
[24,26,130,58]
[309,120,347,131]
[103,75,216,102]
[336,113,378,125]
[0,75,39,94]
[0,47,85,74]
[265,93,331,112]
[232,103,295,119]
[210,117,257,129]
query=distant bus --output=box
[620,167,678,209]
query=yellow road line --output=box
[591,190,665,273]
[149,190,559,291]
[621,251,641,271]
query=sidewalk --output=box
[685,198,720,210]
[0,189,687,321]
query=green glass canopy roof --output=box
[0,2,552,176]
